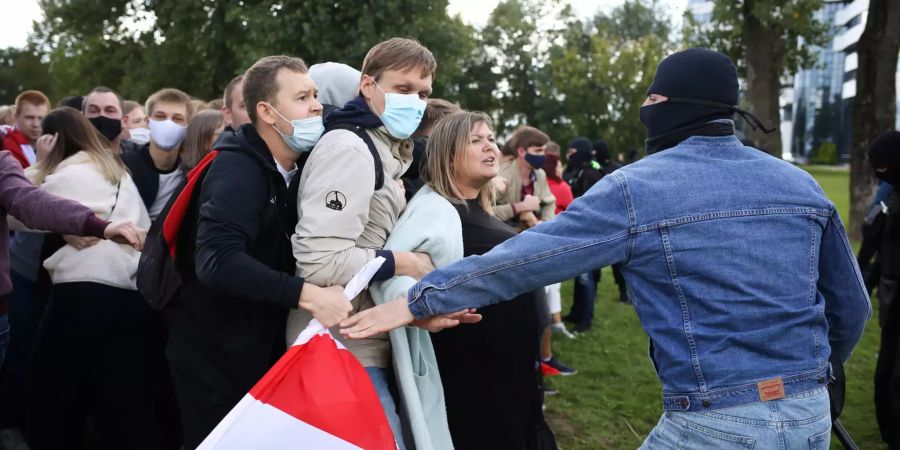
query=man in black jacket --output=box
[164,55,351,448]
[870,130,900,450]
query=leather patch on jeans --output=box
[757,378,785,401]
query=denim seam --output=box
[829,211,872,321]
[660,225,707,392]
[630,208,832,233]
[808,216,822,367]
[661,366,828,400]
[674,415,757,446]
[614,172,636,264]
[693,409,829,429]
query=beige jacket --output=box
[494,160,556,223]
[287,126,413,368]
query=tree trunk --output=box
[742,0,785,158]
[849,0,900,240]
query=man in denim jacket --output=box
[342,48,872,449]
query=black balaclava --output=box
[567,137,592,169]
[640,48,774,154]
[868,130,900,187]
[593,139,611,165]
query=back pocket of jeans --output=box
[808,428,830,450]
[676,417,757,449]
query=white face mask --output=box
[149,118,187,150]
[127,127,151,146]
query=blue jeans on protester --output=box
[365,366,406,450]
[639,386,831,449]
[570,270,599,328]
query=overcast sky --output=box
[0,0,688,49]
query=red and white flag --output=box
[198,258,397,450]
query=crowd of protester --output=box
[0,36,894,450]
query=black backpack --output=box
[137,150,219,310]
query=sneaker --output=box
[543,384,559,396]
[544,357,577,376]
[562,314,579,325]
[551,322,576,339]
[619,290,631,304]
[540,361,562,377]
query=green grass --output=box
[544,166,886,449]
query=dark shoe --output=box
[619,290,631,304]
[562,314,579,325]
[574,323,592,334]
[543,384,559,396]
[543,357,577,376]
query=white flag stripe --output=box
[198,395,363,449]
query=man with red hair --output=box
[1,91,50,168]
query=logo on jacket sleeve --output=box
[326,191,347,211]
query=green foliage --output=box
[683,0,830,77]
[810,141,838,165]
[10,0,475,103]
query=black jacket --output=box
[164,124,303,405]
[122,143,181,210]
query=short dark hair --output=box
[223,75,243,110]
[361,37,436,82]
[507,126,549,153]
[243,56,309,125]
[84,86,124,113]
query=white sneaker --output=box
[551,322,576,339]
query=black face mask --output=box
[88,116,122,142]
[639,97,775,154]
[868,131,900,187]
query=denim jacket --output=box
[408,135,872,412]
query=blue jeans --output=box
[639,387,831,449]
[569,270,599,327]
[365,366,406,450]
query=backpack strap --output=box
[162,150,219,258]
[327,124,384,191]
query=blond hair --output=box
[423,111,495,213]
[145,88,194,121]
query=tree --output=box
[23,0,475,102]
[848,0,900,240]
[0,47,53,104]
[545,0,672,155]
[685,0,828,158]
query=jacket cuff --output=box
[83,215,111,239]
[407,285,432,319]
[372,250,396,282]
[280,276,305,309]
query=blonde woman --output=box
[21,108,174,449]
[364,111,552,450]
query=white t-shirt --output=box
[277,163,298,187]
[149,167,185,221]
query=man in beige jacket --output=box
[287,38,436,449]
[495,126,557,228]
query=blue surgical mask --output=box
[375,82,426,140]
[268,104,324,153]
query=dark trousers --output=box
[568,270,600,327]
[0,271,48,429]
[25,282,177,450]
[876,286,900,449]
